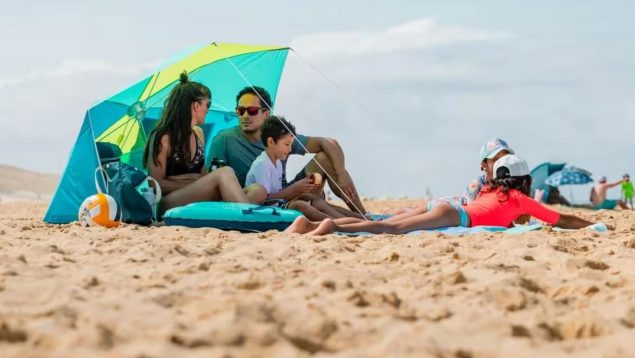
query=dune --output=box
[0,164,59,202]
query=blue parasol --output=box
[544,166,593,186]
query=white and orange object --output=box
[78,193,120,228]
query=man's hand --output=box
[334,171,358,205]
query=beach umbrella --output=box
[93,42,290,167]
[544,166,593,186]
[529,162,566,202]
[45,42,290,224]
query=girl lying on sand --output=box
[285,155,596,236]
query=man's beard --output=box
[242,126,258,135]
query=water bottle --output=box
[209,158,227,172]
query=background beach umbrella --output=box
[544,165,593,186]
[45,42,290,223]
[530,162,566,200]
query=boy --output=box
[245,116,364,221]
[622,173,633,209]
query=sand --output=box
[0,200,634,357]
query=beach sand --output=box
[1,200,634,357]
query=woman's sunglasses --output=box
[236,106,266,116]
[197,99,211,109]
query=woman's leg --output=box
[160,167,249,212]
[244,184,267,204]
[308,203,461,235]
[383,205,428,223]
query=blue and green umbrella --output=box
[45,42,290,223]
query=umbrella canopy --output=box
[93,42,289,167]
[529,162,566,200]
[544,165,593,186]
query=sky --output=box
[1,0,633,200]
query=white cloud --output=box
[0,58,159,89]
[290,17,513,57]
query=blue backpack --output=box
[95,162,161,225]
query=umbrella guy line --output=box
[218,45,368,219]
[288,49,377,117]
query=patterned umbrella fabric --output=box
[544,166,593,186]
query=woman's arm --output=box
[519,193,594,229]
[555,213,594,229]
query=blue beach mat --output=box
[340,219,608,236]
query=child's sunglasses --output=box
[236,106,266,116]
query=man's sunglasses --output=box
[236,106,267,116]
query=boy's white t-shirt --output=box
[245,151,283,194]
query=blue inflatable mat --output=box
[163,202,303,232]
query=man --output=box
[210,86,367,215]
[590,176,628,209]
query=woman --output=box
[143,72,266,213]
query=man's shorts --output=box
[595,199,617,210]
[426,198,470,227]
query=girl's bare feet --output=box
[284,216,319,234]
[308,218,336,236]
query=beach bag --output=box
[95,162,161,225]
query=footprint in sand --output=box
[620,307,635,328]
[566,258,610,271]
[551,237,589,254]
[0,322,28,343]
[557,312,610,340]
[489,287,527,311]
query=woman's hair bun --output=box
[179,71,189,83]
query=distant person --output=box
[545,187,571,206]
[622,173,634,209]
[143,72,266,214]
[589,176,628,210]
[210,85,367,216]
[245,116,364,220]
[286,155,596,235]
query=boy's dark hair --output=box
[261,116,296,146]
[484,175,533,201]
[236,86,272,109]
